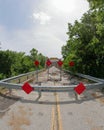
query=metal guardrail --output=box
[0,82,103,92]
[63,69,104,83]
[0,69,45,82]
[0,68,104,100]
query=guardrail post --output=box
[18,78,21,83]
[32,73,34,77]
[74,92,78,100]
[8,88,12,95]
[38,91,41,98]
[60,68,62,81]
[47,67,49,80]
[27,75,28,80]
[32,73,34,83]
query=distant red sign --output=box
[34,60,40,67]
[69,61,74,66]
[74,82,86,95]
[46,59,52,67]
[22,82,34,94]
[57,60,63,67]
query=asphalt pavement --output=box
[0,66,104,130]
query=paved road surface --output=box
[0,67,104,130]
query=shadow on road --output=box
[0,92,20,112]
[19,94,104,105]
[0,92,104,106]
[0,92,20,117]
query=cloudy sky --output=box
[0,0,89,58]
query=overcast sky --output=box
[0,0,89,58]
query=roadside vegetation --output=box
[0,48,46,80]
[62,0,104,78]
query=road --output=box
[0,67,104,130]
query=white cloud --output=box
[0,0,89,58]
[51,0,76,13]
[0,26,64,58]
[33,12,51,25]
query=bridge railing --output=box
[0,69,45,83]
[0,69,104,100]
[63,69,104,83]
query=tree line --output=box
[62,0,104,78]
[0,48,46,79]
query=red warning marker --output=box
[69,61,74,66]
[57,60,63,67]
[46,59,52,67]
[34,60,40,67]
[22,82,34,94]
[74,82,86,95]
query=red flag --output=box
[69,61,74,66]
[22,82,34,94]
[34,60,40,67]
[74,82,86,95]
[57,60,63,67]
[46,59,52,67]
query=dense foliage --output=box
[62,0,104,78]
[0,48,46,79]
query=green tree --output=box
[87,0,104,9]
[62,3,104,78]
[0,48,46,79]
[30,48,38,61]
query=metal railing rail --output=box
[76,73,104,83]
[63,69,104,83]
[0,82,103,92]
[0,69,45,82]
[0,68,104,100]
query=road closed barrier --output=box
[0,68,104,100]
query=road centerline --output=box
[51,92,63,130]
